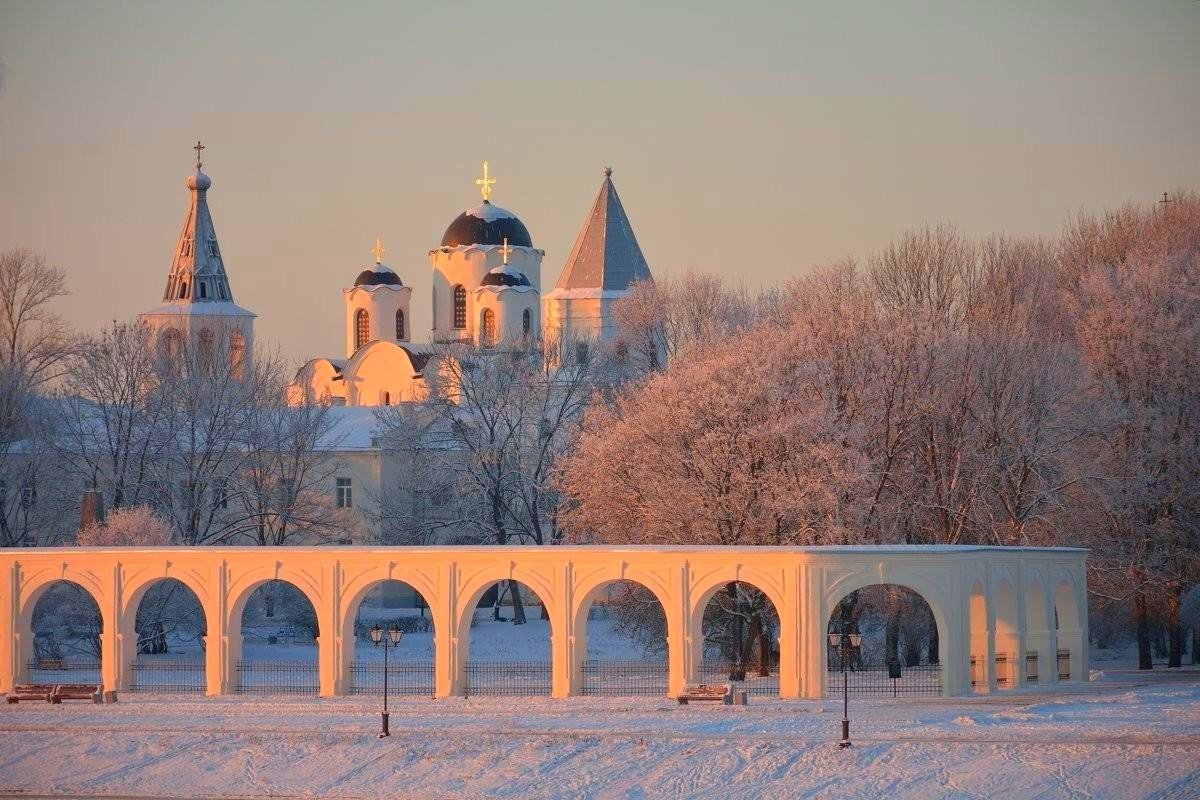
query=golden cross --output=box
[193,140,205,170]
[475,160,496,202]
[499,236,511,265]
[371,238,385,263]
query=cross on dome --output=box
[499,236,512,264]
[475,160,496,202]
[194,140,205,170]
[372,238,385,263]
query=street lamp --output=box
[370,623,403,738]
[827,631,863,748]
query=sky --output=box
[1,1,1198,365]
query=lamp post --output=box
[827,631,863,748]
[370,623,403,738]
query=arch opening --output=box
[825,584,943,697]
[969,581,988,691]
[235,580,319,694]
[461,580,551,696]
[127,578,207,693]
[28,580,103,685]
[576,580,669,696]
[346,579,435,696]
[697,580,780,696]
[1054,580,1080,681]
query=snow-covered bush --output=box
[77,505,172,547]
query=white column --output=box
[3,562,19,692]
[208,560,232,696]
[666,562,690,697]
[550,565,572,699]
[101,563,123,693]
[777,564,802,699]
[435,561,460,698]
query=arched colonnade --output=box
[1,545,1087,698]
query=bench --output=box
[676,684,730,705]
[6,684,56,703]
[50,684,104,703]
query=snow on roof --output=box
[140,300,256,317]
[464,202,517,223]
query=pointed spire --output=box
[162,144,234,304]
[554,167,652,292]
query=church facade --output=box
[291,162,653,407]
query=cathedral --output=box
[290,161,654,407]
[139,149,652,410]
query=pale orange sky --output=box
[1,1,1198,365]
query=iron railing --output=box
[581,660,667,696]
[464,661,550,696]
[128,659,206,693]
[1057,649,1071,680]
[995,653,1012,687]
[348,661,435,696]
[698,659,779,696]
[235,660,318,694]
[1025,652,1039,684]
[26,658,100,685]
[825,654,942,697]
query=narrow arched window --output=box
[198,281,207,299]
[453,285,467,329]
[198,329,215,373]
[355,308,370,350]
[382,391,391,406]
[179,281,188,299]
[395,309,405,340]
[161,328,183,372]
[229,331,246,380]
[480,308,496,348]
[522,308,531,338]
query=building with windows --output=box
[291,162,653,407]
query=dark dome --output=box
[441,201,533,247]
[480,267,531,288]
[354,267,403,287]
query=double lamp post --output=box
[370,623,404,738]
[827,631,863,748]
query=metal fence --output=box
[1025,652,1039,684]
[128,659,206,693]
[698,659,780,696]
[825,655,942,697]
[235,660,318,694]
[581,660,668,696]
[349,661,435,696]
[26,658,101,685]
[1057,649,1071,680]
[464,661,551,696]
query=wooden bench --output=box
[676,684,730,705]
[50,684,103,703]
[6,684,56,703]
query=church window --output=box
[198,329,215,373]
[161,328,184,369]
[336,477,353,509]
[179,281,188,299]
[181,237,193,257]
[229,331,246,380]
[355,309,371,350]
[199,281,207,299]
[480,308,496,348]
[217,282,226,300]
[209,239,220,258]
[381,391,391,406]
[522,308,531,338]
[453,285,467,329]
[395,309,405,340]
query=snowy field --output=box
[1,669,1197,799]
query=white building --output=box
[293,163,653,407]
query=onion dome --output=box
[480,264,531,288]
[185,169,212,191]
[354,264,403,287]
[441,201,533,248]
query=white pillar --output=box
[777,565,802,699]
[435,561,460,698]
[209,561,233,696]
[100,563,123,693]
[317,562,341,697]
[3,562,20,692]
[550,566,571,699]
[666,563,690,697]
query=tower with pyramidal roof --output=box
[543,167,653,345]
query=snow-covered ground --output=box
[1,670,1197,799]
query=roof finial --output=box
[372,238,385,264]
[1160,191,1173,210]
[499,236,511,265]
[193,140,205,171]
[603,166,613,179]
[475,160,496,202]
